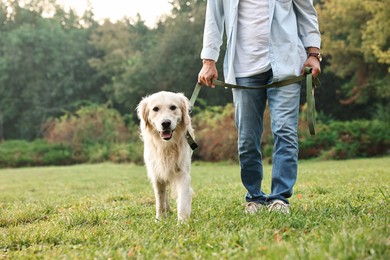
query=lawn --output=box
[0,157,389,259]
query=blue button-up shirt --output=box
[200,0,321,84]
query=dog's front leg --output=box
[153,180,169,220]
[175,175,192,223]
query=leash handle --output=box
[304,66,312,74]
[305,67,316,135]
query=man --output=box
[198,0,321,214]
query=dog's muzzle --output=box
[160,120,173,140]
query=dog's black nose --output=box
[161,120,171,129]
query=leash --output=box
[186,67,320,150]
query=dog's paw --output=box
[177,214,190,224]
[177,218,189,226]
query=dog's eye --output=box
[152,107,159,112]
[170,105,177,111]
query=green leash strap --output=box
[212,75,306,90]
[189,82,202,107]
[186,85,201,150]
[305,67,316,135]
[187,67,319,149]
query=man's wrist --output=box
[306,47,322,62]
[202,59,216,64]
[306,47,320,53]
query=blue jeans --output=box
[233,69,300,205]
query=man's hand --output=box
[303,47,321,79]
[303,58,321,79]
[198,59,218,88]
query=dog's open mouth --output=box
[160,130,173,140]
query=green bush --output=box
[43,104,143,164]
[329,120,389,159]
[108,142,144,164]
[0,105,145,168]
[43,104,130,147]
[298,124,337,159]
[0,140,74,168]
[82,142,144,164]
[299,120,390,159]
[2,107,387,168]
[193,104,390,161]
[0,139,144,168]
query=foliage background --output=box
[0,0,389,165]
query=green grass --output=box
[0,158,389,259]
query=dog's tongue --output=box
[161,131,172,140]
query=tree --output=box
[88,0,230,117]
[0,1,105,139]
[88,17,152,113]
[317,0,390,107]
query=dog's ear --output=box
[136,96,151,129]
[179,93,191,127]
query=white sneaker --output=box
[244,202,263,214]
[267,200,290,214]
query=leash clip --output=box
[186,131,198,150]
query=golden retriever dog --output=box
[136,91,194,222]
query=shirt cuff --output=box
[200,47,220,62]
[302,35,321,50]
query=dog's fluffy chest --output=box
[144,138,190,181]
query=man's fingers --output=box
[198,75,216,88]
[311,67,321,79]
[302,62,321,79]
[206,77,215,88]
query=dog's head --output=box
[136,91,191,141]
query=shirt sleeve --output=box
[293,0,321,49]
[200,0,225,61]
